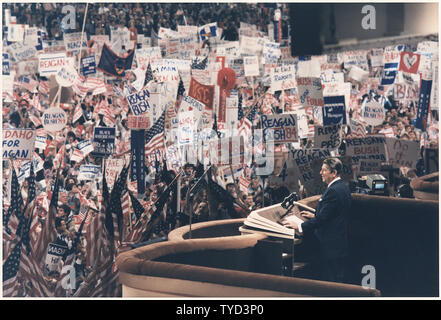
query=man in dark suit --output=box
[282,157,351,283]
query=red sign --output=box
[399,51,421,74]
[188,77,215,110]
[127,115,150,129]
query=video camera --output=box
[355,174,389,196]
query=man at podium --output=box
[282,157,352,283]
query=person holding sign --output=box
[282,157,351,283]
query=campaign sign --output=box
[64,32,88,54]
[361,100,385,126]
[385,137,419,169]
[180,94,206,122]
[2,53,10,75]
[35,134,47,150]
[370,48,384,68]
[188,77,215,109]
[39,53,67,76]
[55,65,78,87]
[126,88,151,116]
[343,50,369,71]
[430,63,438,111]
[77,139,94,157]
[323,96,346,126]
[394,83,419,101]
[178,111,195,146]
[244,55,260,77]
[2,129,35,160]
[345,135,387,174]
[270,65,296,92]
[127,115,151,129]
[92,127,116,157]
[105,159,125,191]
[261,113,298,143]
[291,148,332,196]
[131,129,146,194]
[297,77,324,108]
[381,62,398,85]
[42,107,67,133]
[9,42,37,62]
[78,165,101,181]
[81,55,96,76]
[415,79,432,131]
[398,51,421,74]
[45,243,68,274]
[314,123,342,150]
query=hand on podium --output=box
[300,211,315,219]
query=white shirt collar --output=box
[328,177,341,188]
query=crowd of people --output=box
[2,3,438,297]
[3,3,279,41]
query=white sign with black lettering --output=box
[45,243,68,274]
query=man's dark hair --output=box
[323,157,343,176]
[55,216,64,229]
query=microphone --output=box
[281,192,299,209]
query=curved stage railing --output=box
[116,193,438,297]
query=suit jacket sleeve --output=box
[301,187,340,233]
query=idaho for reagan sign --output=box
[2,129,36,159]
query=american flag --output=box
[38,80,50,96]
[191,56,208,70]
[206,168,239,218]
[84,260,119,297]
[105,165,129,249]
[113,85,124,97]
[239,175,251,194]
[19,248,52,297]
[72,104,84,123]
[29,114,42,127]
[85,209,111,269]
[3,167,24,236]
[27,162,36,205]
[237,94,244,120]
[21,92,30,103]
[177,76,185,98]
[18,211,52,297]
[129,191,145,221]
[34,168,60,265]
[121,191,130,240]
[238,103,258,137]
[3,237,24,296]
[60,212,89,284]
[349,118,367,138]
[19,75,39,92]
[32,93,44,112]
[144,63,154,87]
[212,114,222,139]
[71,147,85,163]
[145,112,165,158]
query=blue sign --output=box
[92,127,116,157]
[130,129,146,195]
[2,53,10,75]
[2,53,11,76]
[415,79,432,131]
[81,55,96,76]
[323,96,346,125]
[36,30,44,51]
[381,62,398,85]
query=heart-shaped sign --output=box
[404,54,418,70]
[399,52,420,74]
